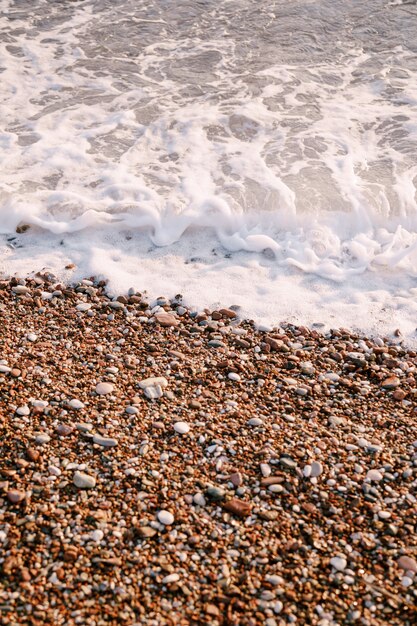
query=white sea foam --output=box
[1,0,417,342]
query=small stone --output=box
[125,406,139,414]
[206,604,220,616]
[56,424,74,436]
[12,285,30,294]
[248,417,263,426]
[259,509,279,521]
[206,486,226,501]
[157,510,175,525]
[35,434,50,444]
[280,457,297,470]
[91,529,104,542]
[95,382,114,395]
[223,498,252,518]
[228,472,243,487]
[266,575,284,586]
[366,469,383,482]
[155,312,179,327]
[73,471,96,489]
[173,421,190,434]
[26,448,40,462]
[228,372,241,381]
[398,556,417,573]
[137,526,157,538]
[27,333,37,342]
[76,422,94,432]
[219,308,237,319]
[381,376,400,389]
[16,405,30,416]
[108,300,124,310]
[310,461,323,478]
[76,303,92,312]
[7,490,26,503]
[93,434,118,447]
[68,399,85,410]
[378,510,391,519]
[268,484,283,493]
[144,385,163,399]
[193,493,206,506]
[0,365,11,373]
[393,389,406,400]
[261,477,284,487]
[330,556,347,571]
[273,601,284,614]
[260,463,271,477]
[162,573,180,584]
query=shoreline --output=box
[1,275,417,625]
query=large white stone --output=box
[73,471,96,489]
[95,382,114,395]
[157,510,174,525]
[174,421,190,434]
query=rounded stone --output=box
[366,469,383,482]
[173,421,190,434]
[7,490,26,503]
[157,510,175,525]
[16,405,30,416]
[398,556,417,573]
[68,399,85,410]
[248,417,263,426]
[95,382,114,395]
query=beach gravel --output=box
[1,276,417,625]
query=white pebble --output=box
[366,469,383,482]
[173,421,190,434]
[273,601,283,614]
[73,471,96,489]
[228,372,241,381]
[68,399,85,410]
[330,556,347,571]
[95,382,114,395]
[76,303,92,312]
[193,493,206,506]
[35,434,50,444]
[27,333,37,342]
[12,285,30,294]
[93,434,118,447]
[157,510,174,525]
[16,405,30,416]
[311,461,323,477]
[91,529,104,542]
[144,385,163,399]
[248,417,263,426]
[260,463,271,477]
[402,576,413,588]
[162,573,180,584]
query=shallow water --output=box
[1,0,417,340]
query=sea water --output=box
[1,0,417,340]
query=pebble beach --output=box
[1,275,417,625]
